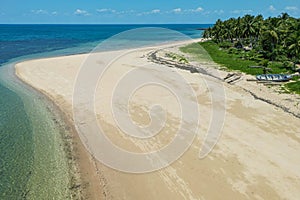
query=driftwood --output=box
[227,76,241,84]
[224,73,235,80]
[224,73,242,84]
[147,50,222,80]
[246,79,258,81]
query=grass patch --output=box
[180,43,212,62]
[165,52,188,64]
[191,41,261,75]
[285,81,300,94]
[181,41,293,75]
[180,41,300,95]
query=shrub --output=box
[228,47,238,54]
[234,41,243,49]
[283,61,294,70]
[219,41,232,49]
[259,60,269,67]
[267,62,287,73]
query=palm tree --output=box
[202,13,300,66]
[281,12,290,20]
[241,15,257,46]
[203,27,211,38]
[225,18,237,43]
[213,19,224,42]
[233,17,243,43]
[287,31,300,70]
[260,30,279,60]
[253,15,264,45]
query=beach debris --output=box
[224,73,242,84]
[243,46,252,51]
[148,50,222,80]
[224,73,235,80]
[246,78,258,81]
[148,50,195,73]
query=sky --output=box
[1,0,299,24]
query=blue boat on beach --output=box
[256,74,292,82]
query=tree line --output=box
[203,13,300,68]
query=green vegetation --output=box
[180,43,211,62]
[165,52,189,64]
[187,13,300,94]
[286,81,300,94]
[203,13,300,65]
[181,41,261,75]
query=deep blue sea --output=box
[0,24,210,199]
[0,24,210,65]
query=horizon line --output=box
[0,23,214,25]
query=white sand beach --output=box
[15,40,300,200]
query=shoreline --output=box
[12,66,83,198]
[13,40,204,199]
[14,65,105,199]
[0,61,88,199]
[14,40,300,199]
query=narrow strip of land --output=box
[15,41,300,200]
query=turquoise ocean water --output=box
[0,24,209,199]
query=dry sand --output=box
[15,41,300,200]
